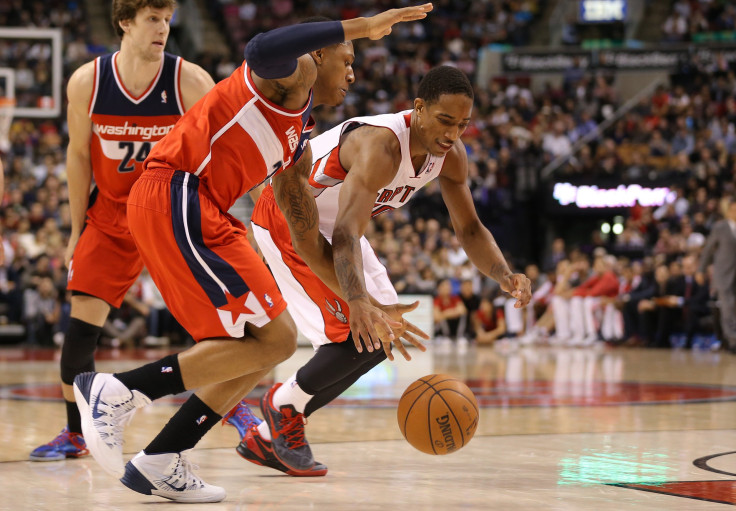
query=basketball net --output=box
[0,97,15,154]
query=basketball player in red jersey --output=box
[73,5,434,503]
[238,66,531,475]
[29,0,215,462]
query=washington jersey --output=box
[145,62,314,212]
[307,110,447,238]
[89,51,184,204]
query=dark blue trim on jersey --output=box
[169,171,250,307]
[292,106,314,165]
[92,52,183,116]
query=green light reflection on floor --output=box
[558,448,672,486]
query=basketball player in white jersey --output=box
[239,66,532,474]
[29,0,216,462]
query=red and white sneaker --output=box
[259,383,316,472]
[237,426,327,477]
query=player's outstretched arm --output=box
[341,3,433,40]
[245,4,432,86]
[439,144,532,308]
[64,62,96,268]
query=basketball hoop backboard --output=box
[0,27,62,118]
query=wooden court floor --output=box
[1,342,736,510]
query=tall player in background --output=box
[239,66,531,475]
[29,0,215,462]
[73,6,433,503]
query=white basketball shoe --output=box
[121,450,226,503]
[73,372,151,477]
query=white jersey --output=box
[308,110,447,238]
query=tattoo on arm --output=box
[273,159,317,242]
[334,233,367,301]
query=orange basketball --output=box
[397,374,479,455]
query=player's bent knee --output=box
[252,310,298,363]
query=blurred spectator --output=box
[567,255,619,345]
[662,11,688,42]
[23,276,60,345]
[458,279,480,341]
[433,278,467,346]
[101,289,150,349]
[473,297,506,345]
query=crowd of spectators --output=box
[0,1,735,353]
[662,0,736,43]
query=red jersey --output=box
[475,307,504,332]
[88,52,184,204]
[145,62,314,212]
[434,295,462,312]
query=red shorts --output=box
[67,195,143,307]
[127,168,287,342]
[250,186,397,348]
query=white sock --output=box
[257,421,271,441]
[272,373,313,413]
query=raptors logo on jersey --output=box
[306,110,447,237]
[89,51,184,204]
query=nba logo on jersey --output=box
[161,90,167,103]
[264,294,274,308]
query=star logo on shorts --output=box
[218,292,255,324]
[216,290,268,337]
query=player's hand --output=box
[363,3,433,40]
[348,297,401,354]
[64,233,80,269]
[377,301,429,361]
[499,272,532,308]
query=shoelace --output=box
[171,455,203,489]
[47,429,71,447]
[222,400,259,429]
[96,399,138,446]
[279,412,308,448]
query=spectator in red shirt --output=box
[473,297,506,345]
[567,255,620,345]
[433,278,467,345]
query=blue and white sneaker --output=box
[29,426,89,461]
[121,450,226,503]
[73,372,151,478]
[222,399,262,440]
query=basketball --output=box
[397,374,479,455]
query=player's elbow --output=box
[454,220,482,245]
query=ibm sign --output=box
[579,0,627,23]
